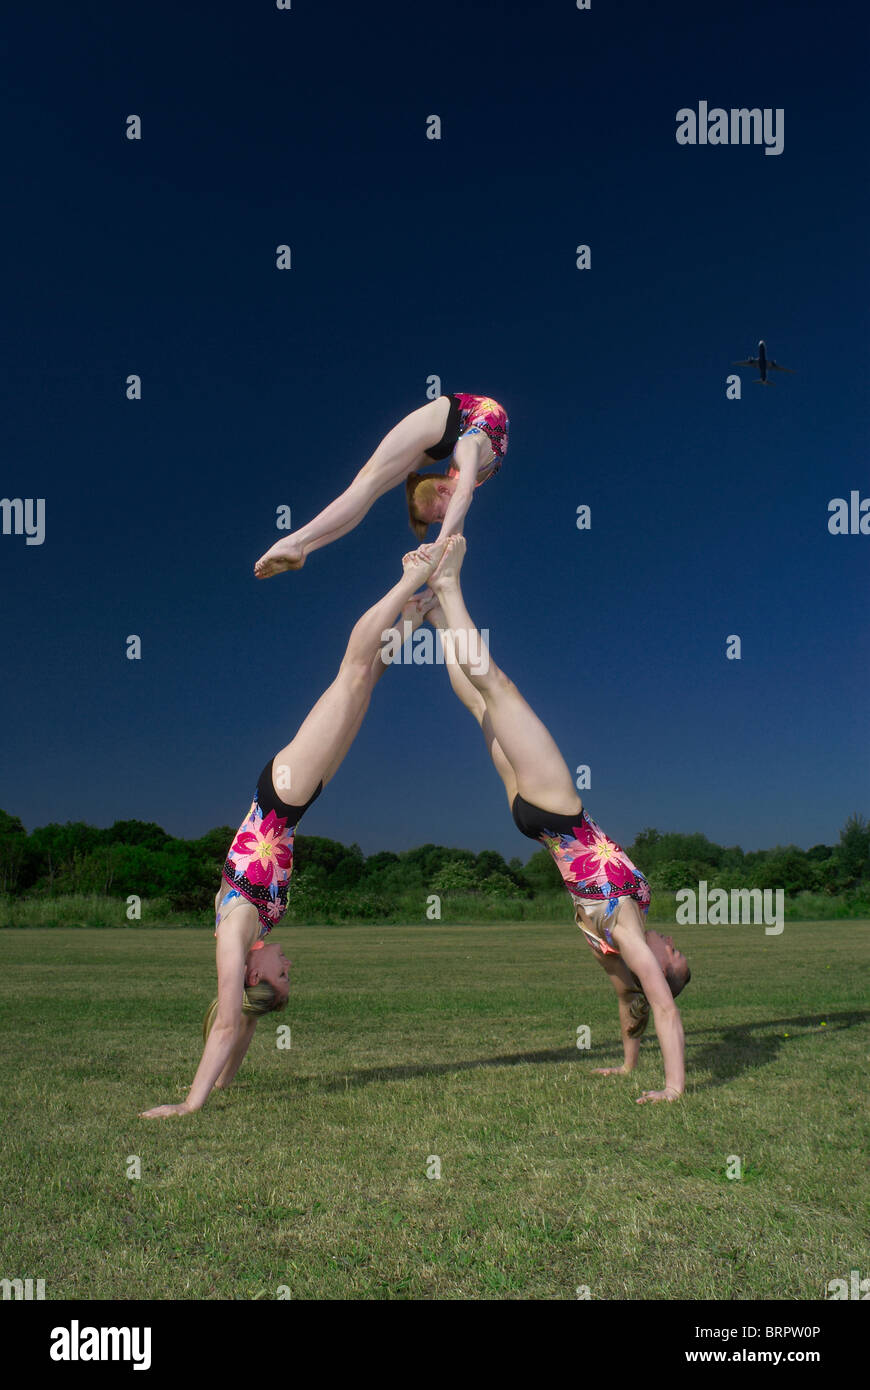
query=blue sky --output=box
[1,0,867,861]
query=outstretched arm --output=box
[140,918,249,1117]
[214,1014,258,1089]
[435,433,488,540]
[615,924,685,1103]
[588,947,648,1075]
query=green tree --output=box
[189,827,237,864]
[430,861,479,894]
[29,822,102,893]
[629,827,661,863]
[480,873,521,898]
[161,846,222,911]
[648,860,699,891]
[754,848,814,895]
[401,844,475,883]
[362,850,400,876]
[523,848,562,893]
[102,820,171,850]
[294,835,364,888]
[638,832,722,869]
[0,810,28,894]
[720,845,746,870]
[475,849,509,879]
[837,814,870,885]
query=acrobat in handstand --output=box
[140,542,447,1117]
[424,535,691,1104]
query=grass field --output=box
[1,921,867,1300]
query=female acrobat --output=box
[254,393,508,577]
[424,536,691,1103]
[140,543,447,1117]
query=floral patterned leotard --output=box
[512,796,651,956]
[448,393,509,483]
[215,761,322,938]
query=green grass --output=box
[0,893,182,929]
[1,921,867,1300]
[3,887,868,929]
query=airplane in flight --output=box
[734,340,795,384]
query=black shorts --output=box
[257,759,323,822]
[423,394,461,462]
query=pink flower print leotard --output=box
[216,761,323,938]
[449,393,509,484]
[511,795,651,957]
[425,393,509,482]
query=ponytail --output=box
[202,983,286,1042]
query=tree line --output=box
[0,808,867,916]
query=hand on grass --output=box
[139,1103,192,1119]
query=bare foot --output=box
[415,587,439,616]
[401,537,449,585]
[428,534,466,592]
[399,588,438,627]
[397,594,425,632]
[424,594,446,627]
[254,535,306,578]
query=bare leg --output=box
[254,399,450,577]
[429,538,581,815]
[269,541,448,802]
[427,597,518,805]
[320,591,435,785]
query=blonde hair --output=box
[575,896,689,1030]
[202,983,286,1042]
[406,472,450,540]
[625,985,651,1037]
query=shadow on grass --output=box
[304,1010,869,1094]
[685,1009,869,1091]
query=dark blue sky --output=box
[2,0,867,861]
